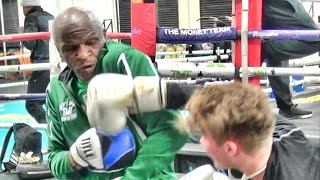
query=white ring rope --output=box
[0,54,31,61]
[156,49,232,56]
[0,62,67,73]
[0,63,50,72]
[156,54,230,63]
[289,59,320,67]
[246,67,320,76]
[0,81,28,89]
[157,62,236,77]
[157,61,320,78]
[304,76,320,84]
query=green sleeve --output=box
[123,110,188,180]
[45,79,75,178]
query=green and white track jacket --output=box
[46,40,188,180]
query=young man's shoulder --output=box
[273,115,307,144]
[266,116,319,180]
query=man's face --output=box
[200,131,233,169]
[23,6,32,15]
[56,32,105,81]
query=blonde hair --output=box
[185,83,275,153]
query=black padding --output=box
[15,160,53,179]
[166,83,200,109]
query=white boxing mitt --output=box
[129,76,164,114]
[86,73,134,135]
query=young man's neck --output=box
[237,138,273,180]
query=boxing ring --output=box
[0,0,319,178]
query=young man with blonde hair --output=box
[182,83,319,180]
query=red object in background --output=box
[234,0,263,86]
[0,32,50,43]
[105,32,131,39]
[131,0,156,56]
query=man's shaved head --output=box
[52,7,104,45]
[52,7,106,81]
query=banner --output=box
[157,27,237,44]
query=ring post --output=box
[235,0,263,85]
[131,0,157,57]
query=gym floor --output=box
[270,85,320,146]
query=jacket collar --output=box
[26,6,43,15]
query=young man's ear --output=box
[223,140,238,157]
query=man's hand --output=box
[69,128,135,171]
[86,73,165,133]
[18,26,24,33]
[87,73,134,135]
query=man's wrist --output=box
[68,152,83,171]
